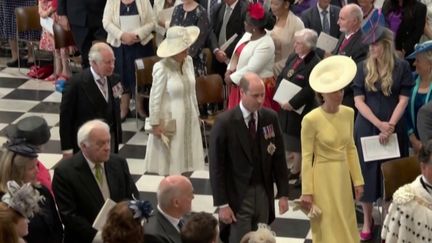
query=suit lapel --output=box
[345,30,361,51]
[258,110,269,163]
[75,153,105,206]
[233,107,254,164]
[82,69,108,109]
[104,158,118,200]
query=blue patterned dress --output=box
[170,3,210,76]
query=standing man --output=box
[301,0,341,58]
[57,0,107,68]
[60,42,122,157]
[53,119,139,243]
[207,0,247,78]
[144,175,194,243]
[332,3,367,110]
[209,72,289,242]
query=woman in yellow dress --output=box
[300,55,365,243]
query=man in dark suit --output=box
[144,175,194,243]
[60,42,122,157]
[52,119,139,243]
[208,0,247,78]
[418,102,432,145]
[301,0,340,57]
[199,0,221,23]
[332,4,367,109]
[209,72,289,242]
[57,0,107,67]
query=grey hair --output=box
[419,140,432,164]
[88,42,113,63]
[294,28,318,48]
[418,50,432,64]
[77,119,110,149]
[347,4,363,23]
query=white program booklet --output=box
[360,133,400,162]
[40,17,54,35]
[273,79,305,114]
[92,198,116,231]
[220,33,238,52]
[120,15,141,32]
[316,32,339,53]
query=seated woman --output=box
[102,200,152,243]
[0,181,44,243]
[0,138,63,243]
[381,139,432,242]
[405,40,432,154]
[226,3,276,110]
[275,28,320,183]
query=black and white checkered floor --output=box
[0,66,383,242]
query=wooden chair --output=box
[379,156,421,223]
[195,74,225,161]
[134,55,161,129]
[15,6,42,73]
[202,48,214,75]
[53,23,81,71]
[381,156,421,202]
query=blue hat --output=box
[361,9,387,45]
[406,40,432,59]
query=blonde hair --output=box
[364,28,396,96]
[0,150,38,192]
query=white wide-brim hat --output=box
[309,55,357,93]
[157,26,200,58]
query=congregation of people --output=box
[3,0,432,242]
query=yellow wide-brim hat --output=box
[157,26,200,58]
[309,55,357,93]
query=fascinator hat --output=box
[361,9,389,45]
[128,200,153,222]
[1,181,44,218]
[309,55,357,93]
[406,40,432,59]
[157,26,200,58]
[246,3,274,29]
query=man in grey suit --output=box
[418,102,432,144]
[53,119,139,243]
[144,175,194,243]
[301,0,341,57]
[209,72,289,242]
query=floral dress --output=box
[170,4,210,76]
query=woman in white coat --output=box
[144,26,205,175]
[103,0,155,120]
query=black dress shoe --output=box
[6,59,19,67]
[6,58,28,67]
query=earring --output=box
[252,28,256,32]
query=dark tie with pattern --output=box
[321,10,330,34]
[96,78,107,100]
[248,113,256,139]
[178,218,185,230]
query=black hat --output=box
[6,116,50,146]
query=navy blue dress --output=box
[113,1,154,95]
[0,0,40,40]
[352,59,414,202]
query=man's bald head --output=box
[157,175,194,218]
